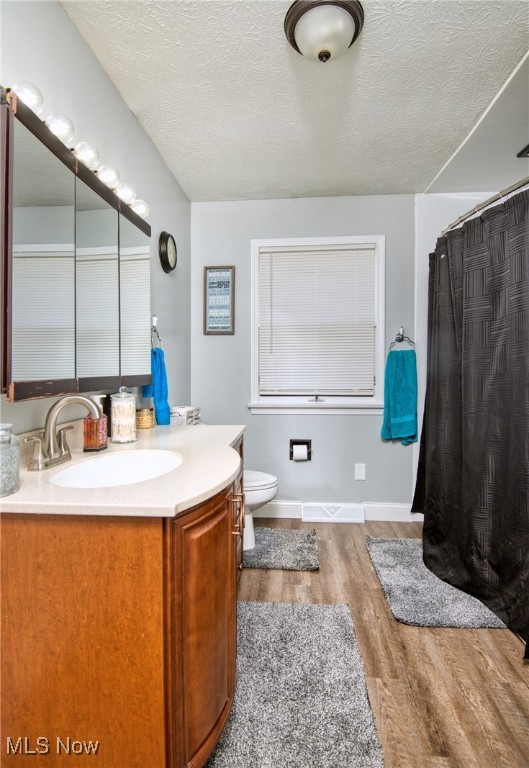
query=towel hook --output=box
[151,314,163,349]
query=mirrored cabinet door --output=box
[119,214,151,379]
[75,178,119,379]
[2,89,152,400]
[11,119,75,382]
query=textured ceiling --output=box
[62,0,529,202]
[428,54,529,193]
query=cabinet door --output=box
[175,491,236,768]
[1,514,166,768]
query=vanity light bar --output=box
[3,86,150,235]
[6,82,150,220]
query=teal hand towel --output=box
[381,349,417,445]
[143,347,170,425]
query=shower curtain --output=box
[412,189,529,657]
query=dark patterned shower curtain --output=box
[412,189,529,657]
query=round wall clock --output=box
[158,231,177,273]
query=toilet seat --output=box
[243,469,278,491]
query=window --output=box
[250,236,385,414]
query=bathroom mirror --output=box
[76,178,120,382]
[11,118,76,383]
[119,214,151,380]
[1,88,152,400]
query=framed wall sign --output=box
[203,266,235,335]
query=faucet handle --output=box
[24,434,47,471]
[57,425,74,459]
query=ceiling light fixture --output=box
[284,0,364,63]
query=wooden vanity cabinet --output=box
[0,476,242,768]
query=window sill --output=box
[248,401,383,415]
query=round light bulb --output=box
[11,82,44,115]
[97,164,121,189]
[74,141,100,170]
[294,5,356,62]
[45,113,75,144]
[116,182,136,205]
[131,199,150,218]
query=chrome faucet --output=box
[25,395,102,471]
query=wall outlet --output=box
[354,463,366,481]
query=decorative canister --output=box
[136,408,155,429]
[91,394,112,438]
[111,387,137,443]
[0,423,20,497]
[83,414,108,452]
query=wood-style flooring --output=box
[238,519,529,768]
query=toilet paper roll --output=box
[292,444,308,461]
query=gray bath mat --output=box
[205,601,383,768]
[366,537,506,628]
[243,527,319,571]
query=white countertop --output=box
[0,423,245,518]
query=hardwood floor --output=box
[238,519,529,768]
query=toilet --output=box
[242,470,279,551]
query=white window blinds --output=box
[258,244,377,396]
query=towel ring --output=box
[389,327,415,349]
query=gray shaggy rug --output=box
[205,601,383,768]
[366,537,506,628]
[243,527,319,571]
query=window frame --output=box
[249,235,385,415]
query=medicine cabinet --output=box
[0,87,151,401]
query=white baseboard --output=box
[363,502,424,523]
[252,499,423,523]
[252,500,303,519]
[302,503,364,523]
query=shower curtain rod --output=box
[441,174,529,237]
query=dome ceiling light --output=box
[284,0,364,63]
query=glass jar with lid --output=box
[0,423,20,497]
[110,387,137,443]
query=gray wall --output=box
[1,0,191,433]
[191,195,416,504]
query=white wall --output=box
[1,0,191,433]
[191,194,416,505]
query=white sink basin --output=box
[50,450,183,489]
